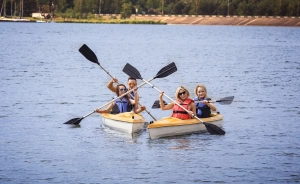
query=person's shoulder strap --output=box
[185,98,194,104]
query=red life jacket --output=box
[171,98,194,120]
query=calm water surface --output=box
[0,23,300,183]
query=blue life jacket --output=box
[110,97,132,114]
[194,97,211,118]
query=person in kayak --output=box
[107,77,146,113]
[95,84,139,114]
[159,86,196,120]
[194,84,216,118]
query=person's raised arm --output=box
[107,78,118,93]
[159,92,173,110]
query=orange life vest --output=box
[171,98,194,120]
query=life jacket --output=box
[110,97,132,114]
[128,91,135,112]
[194,97,211,118]
[171,98,194,120]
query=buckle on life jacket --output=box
[173,111,188,114]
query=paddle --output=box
[195,96,234,105]
[79,44,157,121]
[64,62,177,125]
[123,63,225,135]
[152,100,168,109]
[152,96,234,108]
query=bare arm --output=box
[189,102,197,118]
[95,102,114,113]
[159,92,174,110]
[208,102,216,111]
[133,90,146,114]
[107,78,118,93]
[135,106,146,114]
[203,100,217,111]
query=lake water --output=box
[0,22,300,183]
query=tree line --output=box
[2,0,300,18]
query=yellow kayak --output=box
[148,114,224,139]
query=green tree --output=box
[55,0,68,13]
[23,0,37,16]
[173,1,185,14]
[164,2,175,14]
[146,0,160,10]
[6,0,299,18]
[136,0,146,13]
[215,0,227,16]
[181,1,192,15]
[255,0,275,16]
[120,0,132,18]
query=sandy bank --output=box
[105,14,300,26]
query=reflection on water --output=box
[0,23,300,183]
[101,124,145,142]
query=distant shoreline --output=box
[2,15,300,26]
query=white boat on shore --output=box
[99,112,146,134]
[36,20,46,23]
[0,17,30,22]
[147,114,224,139]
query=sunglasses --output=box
[119,88,127,92]
[178,91,186,96]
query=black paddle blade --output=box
[155,62,177,79]
[122,63,143,79]
[203,122,225,135]
[79,44,99,65]
[152,100,168,109]
[64,117,83,125]
[216,96,234,105]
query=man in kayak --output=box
[107,77,146,113]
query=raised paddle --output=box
[64,62,177,125]
[152,96,234,108]
[79,44,157,121]
[123,63,225,135]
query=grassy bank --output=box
[32,17,166,24]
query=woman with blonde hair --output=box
[194,84,216,118]
[159,86,196,120]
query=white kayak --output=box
[99,112,146,134]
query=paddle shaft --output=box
[194,96,234,104]
[194,100,216,103]
[96,63,115,79]
[153,96,233,109]
[94,64,157,121]
[79,77,156,120]
[142,80,205,123]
